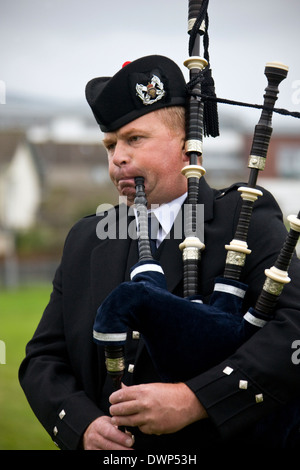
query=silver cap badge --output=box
[136,74,165,105]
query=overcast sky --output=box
[1,0,300,129]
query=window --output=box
[276,145,300,178]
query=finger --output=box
[111,414,143,429]
[96,429,134,450]
[126,430,135,447]
[98,437,134,451]
[109,399,141,417]
[102,422,135,448]
[84,416,134,450]
[104,434,134,450]
[109,384,140,404]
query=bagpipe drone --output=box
[93,0,300,417]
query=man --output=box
[19,55,300,450]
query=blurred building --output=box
[0,131,43,231]
[0,118,115,286]
[243,131,300,218]
[0,121,113,235]
[0,101,299,285]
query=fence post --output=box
[0,340,6,364]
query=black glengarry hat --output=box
[85,55,187,132]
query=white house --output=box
[0,139,42,231]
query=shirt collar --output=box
[148,192,187,243]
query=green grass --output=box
[0,284,57,450]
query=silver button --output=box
[53,426,58,436]
[255,393,264,403]
[128,364,135,373]
[132,331,140,340]
[223,366,234,375]
[239,380,248,389]
[59,409,66,420]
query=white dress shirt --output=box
[147,192,187,248]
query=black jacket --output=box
[19,178,300,450]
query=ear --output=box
[181,139,189,163]
[182,153,189,163]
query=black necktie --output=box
[148,213,159,254]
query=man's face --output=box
[103,111,188,207]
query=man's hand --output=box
[82,415,134,450]
[109,382,207,435]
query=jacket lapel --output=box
[90,206,138,311]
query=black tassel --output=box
[202,12,219,138]
[187,1,219,138]
[202,67,219,137]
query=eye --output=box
[104,142,116,153]
[129,135,142,144]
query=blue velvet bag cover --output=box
[93,259,270,382]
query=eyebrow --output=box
[122,127,147,136]
[102,137,114,146]
[102,134,117,148]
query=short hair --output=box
[155,106,204,165]
[154,106,185,135]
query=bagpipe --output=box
[92,0,300,436]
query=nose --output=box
[111,140,131,167]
